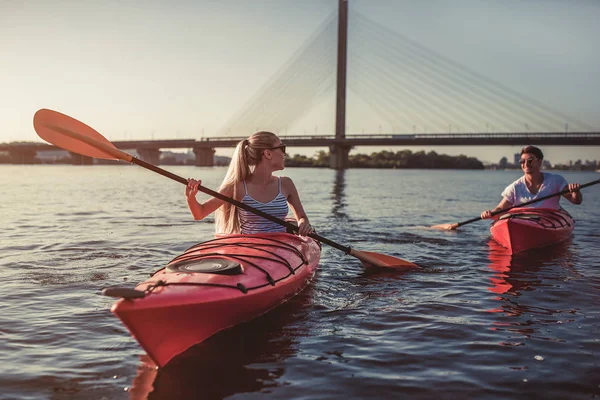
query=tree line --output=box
[285,150,484,169]
[0,148,484,169]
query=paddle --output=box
[33,109,418,269]
[431,178,600,230]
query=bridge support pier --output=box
[9,149,37,164]
[329,144,351,170]
[193,147,215,167]
[69,152,94,165]
[137,148,161,165]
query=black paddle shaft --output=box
[456,178,600,228]
[131,157,352,254]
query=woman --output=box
[480,145,582,219]
[185,131,314,236]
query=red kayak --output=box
[107,233,321,367]
[489,207,574,254]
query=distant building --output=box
[36,150,69,162]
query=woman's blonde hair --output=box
[215,131,279,234]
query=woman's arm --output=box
[281,177,314,236]
[185,179,233,220]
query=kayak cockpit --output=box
[166,257,243,275]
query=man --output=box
[481,146,582,219]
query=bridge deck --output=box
[2,132,600,153]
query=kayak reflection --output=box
[128,284,316,400]
[486,238,574,300]
[486,238,576,341]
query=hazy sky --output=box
[1,0,599,164]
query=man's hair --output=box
[520,145,544,160]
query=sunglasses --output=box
[267,144,286,154]
[519,157,537,166]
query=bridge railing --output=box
[2,131,599,153]
[197,131,600,142]
[199,135,335,142]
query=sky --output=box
[1,0,599,164]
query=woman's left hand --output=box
[568,183,581,193]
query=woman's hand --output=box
[297,220,315,236]
[480,209,492,219]
[186,178,201,200]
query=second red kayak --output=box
[490,207,574,254]
[107,232,321,367]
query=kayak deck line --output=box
[183,234,310,260]
[497,210,573,228]
[105,235,317,300]
[490,208,575,254]
[109,232,321,367]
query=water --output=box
[1,165,599,399]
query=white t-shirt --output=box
[501,172,568,208]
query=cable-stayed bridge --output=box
[3,131,598,165]
[217,8,596,137]
[5,0,599,167]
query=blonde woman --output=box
[185,131,314,236]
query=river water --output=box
[1,165,599,399]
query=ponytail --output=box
[214,131,279,234]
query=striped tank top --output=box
[239,177,289,234]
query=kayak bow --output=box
[489,207,574,254]
[105,233,320,367]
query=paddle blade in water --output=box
[430,222,459,230]
[103,287,146,299]
[33,109,119,160]
[350,249,419,269]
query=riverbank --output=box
[0,149,486,169]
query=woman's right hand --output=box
[186,178,201,199]
[480,209,492,219]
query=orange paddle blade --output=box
[350,249,419,269]
[33,109,119,160]
[430,222,459,230]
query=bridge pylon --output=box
[137,148,161,165]
[193,147,215,167]
[329,144,351,170]
[331,0,349,169]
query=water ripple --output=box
[1,167,600,399]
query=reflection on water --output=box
[331,170,347,220]
[486,238,575,297]
[128,285,315,400]
[3,166,599,399]
[486,239,577,342]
